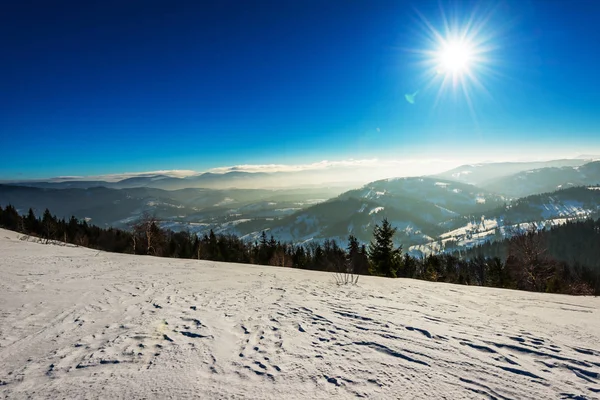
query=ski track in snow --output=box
[1,228,599,399]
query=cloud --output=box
[46,170,198,182]
[207,159,388,174]
[376,127,380,132]
[207,158,464,178]
[8,156,505,185]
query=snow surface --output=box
[368,207,384,215]
[1,228,600,399]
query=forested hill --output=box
[461,218,600,272]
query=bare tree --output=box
[333,260,359,286]
[131,212,165,256]
[269,249,292,268]
[506,224,555,291]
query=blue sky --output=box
[1,0,600,179]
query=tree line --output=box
[0,204,598,295]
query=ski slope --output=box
[0,228,599,399]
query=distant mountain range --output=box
[2,158,600,257]
[432,159,588,186]
[480,161,600,197]
[3,169,368,191]
[0,185,342,229]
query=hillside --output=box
[237,177,506,247]
[411,186,600,255]
[462,218,600,272]
[481,161,600,198]
[0,185,341,232]
[433,159,588,187]
[0,229,599,399]
[3,164,600,255]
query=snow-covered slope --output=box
[239,177,506,248]
[239,197,440,247]
[411,186,600,256]
[1,229,599,399]
[349,177,506,215]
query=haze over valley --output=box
[3,156,600,257]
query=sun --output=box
[437,39,474,75]
[409,4,502,106]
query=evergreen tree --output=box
[347,234,369,275]
[368,218,402,278]
[25,208,39,234]
[207,229,220,261]
[0,205,20,231]
[257,231,269,264]
[41,208,56,242]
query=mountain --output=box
[236,197,442,247]
[0,185,343,230]
[5,170,367,191]
[480,161,600,198]
[411,186,600,256]
[4,161,600,255]
[338,177,505,215]
[234,177,506,247]
[433,159,587,186]
[462,217,600,271]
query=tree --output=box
[506,225,555,291]
[24,208,39,234]
[368,218,402,278]
[131,212,165,256]
[347,235,369,275]
[0,205,20,231]
[41,208,57,243]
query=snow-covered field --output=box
[1,228,599,399]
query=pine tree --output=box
[0,205,20,231]
[368,218,402,277]
[208,229,220,261]
[25,208,39,234]
[347,234,369,275]
[41,208,56,242]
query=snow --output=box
[368,207,384,215]
[1,228,600,399]
[439,219,499,240]
[539,199,588,219]
[434,204,460,218]
[451,170,472,179]
[145,200,185,209]
[215,197,235,207]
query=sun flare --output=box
[410,4,501,107]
